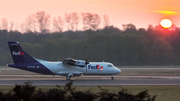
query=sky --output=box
[0,0,179,30]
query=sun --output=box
[160,19,173,29]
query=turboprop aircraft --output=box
[7,41,121,80]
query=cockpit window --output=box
[108,64,113,67]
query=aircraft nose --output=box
[116,68,121,73]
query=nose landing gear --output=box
[111,75,114,80]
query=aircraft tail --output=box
[8,41,38,64]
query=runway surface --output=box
[0,75,180,79]
[0,67,180,86]
[0,78,180,86]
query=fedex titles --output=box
[88,65,103,70]
[12,51,24,55]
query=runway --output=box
[0,67,180,86]
[1,75,180,79]
[0,78,180,86]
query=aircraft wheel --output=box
[111,75,114,80]
[66,76,71,80]
[66,76,70,80]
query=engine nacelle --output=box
[74,60,85,67]
[63,58,85,67]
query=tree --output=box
[36,11,51,33]
[26,14,37,33]
[119,34,149,65]
[65,12,79,31]
[9,21,14,31]
[1,18,8,30]
[26,11,51,34]
[138,28,146,34]
[20,22,27,33]
[82,12,101,31]
[122,23,137,34]
[150,38,173,65]
[41,39,59,60]
[103,15,110,28]
[53,16,64,33]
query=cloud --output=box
[154,10,180,16]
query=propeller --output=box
[85,55,89,72]
[85,55,89,64]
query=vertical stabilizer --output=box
[8,41,38,64]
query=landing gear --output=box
[111,75,114,80]
[66,75,71,80]
[66,73,73,80]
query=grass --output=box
[0,66,9,68]
[0,86,180,101]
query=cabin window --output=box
[108,64,113,67]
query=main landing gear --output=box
[66,76,71,80]
[111,75,114,80]
[66,73,73,80]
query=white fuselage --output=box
[38,60,121,76]
[8,41,121,80]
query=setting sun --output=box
[160,19,173,29]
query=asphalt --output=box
[0,78,180,86]
[0,67,180,86]
[0,75,180,79]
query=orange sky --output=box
[0,0,179,30]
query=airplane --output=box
[7,41,121,80]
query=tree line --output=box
[0,11,110,33]
[0,24,180,66]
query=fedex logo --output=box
[88,65,103,70]
[12,51,24,55]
